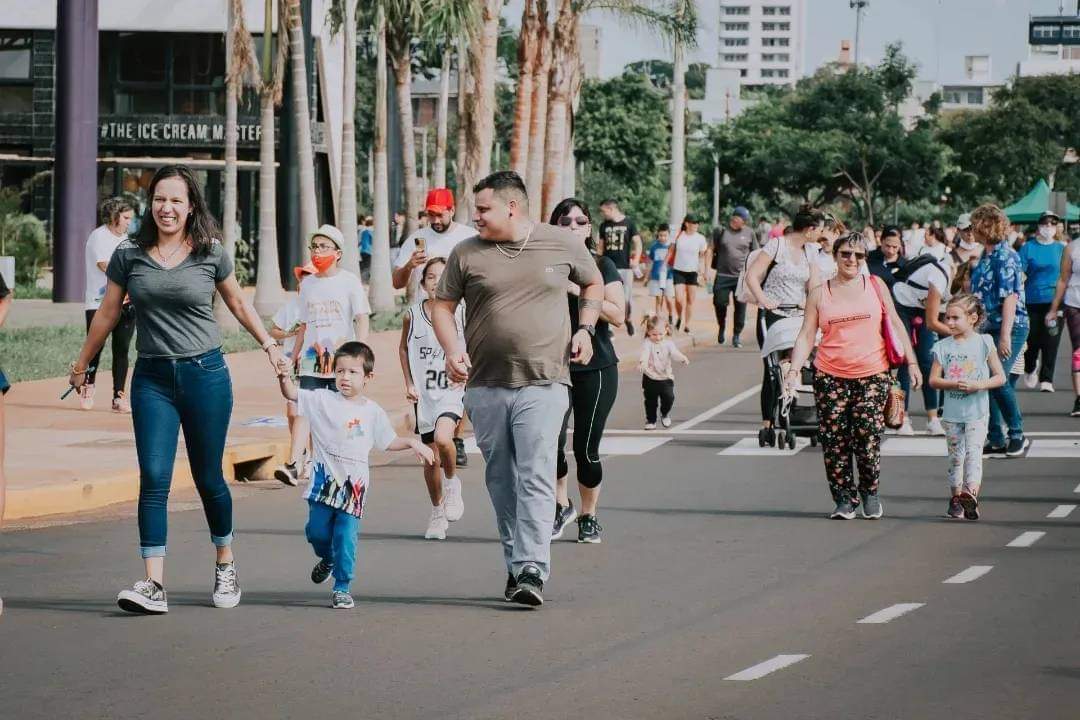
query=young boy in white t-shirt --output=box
[277,342,434,609]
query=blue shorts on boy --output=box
[297,388,396,592]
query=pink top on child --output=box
[813,276,889,379]
[640,338,688,381]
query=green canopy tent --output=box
[1002,179,1080,223]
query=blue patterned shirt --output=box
[971,242,1029,330]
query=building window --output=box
[943,89,962,104]
[0,30,33,113]
[100,32,227,116]
[762,37,791,47]
[761,53,790,63]
[1063,24,1080,40]
[763,5,791,15]
[762,22,791,32]
[722,5,750,15]
[724,38,749,47]
[724,22,749,31]
[723,53,748,63]
[740,68,748,77]
[966,88,984,104]
[1033,24,1061,40]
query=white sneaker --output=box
[212,562,242,609]
[1040,381,1055,393]
[79,383,95,410]
[425,504,449,540]
[444,476,464,522]
[661,416,672,428]
[1022,372,1039,389]
[926,417,945,436]
[117,578,168,614]
[897,418,915,436]
[644,422,656,430]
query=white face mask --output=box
[1039,225,1057,242]
[959,239,978,251]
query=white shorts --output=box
[648,279,674,298]
[415,389,465,436]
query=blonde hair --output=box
[643,314,671,337]
[946,292,986,327]
[969,204,1010,245]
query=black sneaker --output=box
[626,321,635,337]
[274,462,299,486]
[958,489,980,520]
[503,572,517,602]
[453,437,468,467]
[982,443,1006,458]
[1072,397,1080,417]
[1005,437,1030,458]
[718,334,726,345]
[552,499,577,540]
[117,578,168,614]
[311,558,333,584]
[675,317,682,330]
[510,565,544,607]
[732,336,743,348]
[577,514,603,543]
[946,496,964,519]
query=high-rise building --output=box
[717,0,806,92]
[1018,11,1080,77]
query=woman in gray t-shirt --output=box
[69,165,283,615]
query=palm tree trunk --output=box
[254,89,285,317]
[525,3,550,220]
[453,34,470,223]
[541,0,577,219]
[286,0,317,251]
[668,36,687,231]
[461,0,501,213]
[433,50,450,188]
[392,50,421,239]
[369,5,394,313]
[338,0,360,277]
[215,0,241,329]
[510,0,538,177]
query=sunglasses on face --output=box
[837,250,866,260]
[558,216,590,227]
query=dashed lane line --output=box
[1006,531,1046,548]
[724,654,811,681]
[1047,504,1077,519]
[856,603,925,624]
[942,566,993,584]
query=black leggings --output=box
[756,309,785,421]
[557,364,619,489]
[86,305,136,395]
[1024,302,1063,383]
[642,376,675,424]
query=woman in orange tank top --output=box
[787,232,921,520]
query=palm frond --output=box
[579,0,698,49]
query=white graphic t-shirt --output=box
[297,272,371,378]
[298,390,396,518]
[394,223,476,299]
[84,225,125,309]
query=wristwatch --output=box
[578,324,596,337]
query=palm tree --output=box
[381,0,425,239]
[338,0,361,277]
[368,4,395,313]
[524,1,551,220]
[453,33,469,223]
[458,0,501,216]
[422,0,478,190]
[510,0,540,178]
[253,0,290,317]
[285,0,318,252]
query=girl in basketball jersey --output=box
[399,257,467,539]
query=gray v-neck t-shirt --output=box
[106,239,234,359]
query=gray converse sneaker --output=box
[117,578,168,614]
[859,490,884,519]
[331,591,355,609]
[212,562,242,608]
[830,499,857,520]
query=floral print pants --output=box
[942,418,988,492]
[813,371,891,503]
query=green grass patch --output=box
[13,284,52,299]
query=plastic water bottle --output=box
[1049,315,1061,337]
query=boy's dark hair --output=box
[473,171,528,202]
[600,198,619,209]
[655,224,669,234]
[333,341,375,375]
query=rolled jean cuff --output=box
[211,533,233,548]
[140,545,167,558]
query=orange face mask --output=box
[311,253,337,273]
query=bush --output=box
[0,213,48,285]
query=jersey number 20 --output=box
[425,369,449,390]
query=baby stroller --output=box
[758,313,819,450]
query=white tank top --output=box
[1065,240,1080,309]
[406,302,466,433]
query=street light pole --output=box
[851,0,869,66]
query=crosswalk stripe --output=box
[943,566,993,584]
[1007,531,1045,548]
[1047,504,1076,519]
[857,603,925,624]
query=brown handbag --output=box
[883,378,906,429]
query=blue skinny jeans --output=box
[985,324,1028,447]
[896,303,940,414]
[306,501,361,592]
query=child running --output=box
[929,293,1006,520]
[646,225,676,324]
[399,257,467,540]
[639,315,690,430]
[277,342,434,608]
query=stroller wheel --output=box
[758,428,769,447]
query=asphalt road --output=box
[2,339,1080,720]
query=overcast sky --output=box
[503,0,1078,82]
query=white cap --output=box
[956,213,972,230]
[310,224,345,250]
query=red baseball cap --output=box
[425,188,455,214]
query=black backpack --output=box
[892,254,948,292]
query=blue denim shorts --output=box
[0,367,9,394]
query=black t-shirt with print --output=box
[568,254,621,372]
[599,218,638,269]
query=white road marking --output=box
[724,654,810,681]
[942,565,993,584]
[603,428,759,436]
[856,603,925,624]
[1027,440,1080,458]
[1006,531,1045,548]
[1074,482,1080,494]
[880,438,948,457]
[1047,504,1076,519]
[718,437,810,456]
[462,436,669,456]
[671,384,762,432]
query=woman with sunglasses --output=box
[786,232,920,520]
[892,229,952,436]
[549,199,625,544]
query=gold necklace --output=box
[155,240,187,267]
[495,228,533,260]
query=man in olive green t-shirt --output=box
[432,171,603,607]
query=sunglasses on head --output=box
[558,216,590,227]
[837,250,866,260]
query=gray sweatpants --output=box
[464,383,569,582]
